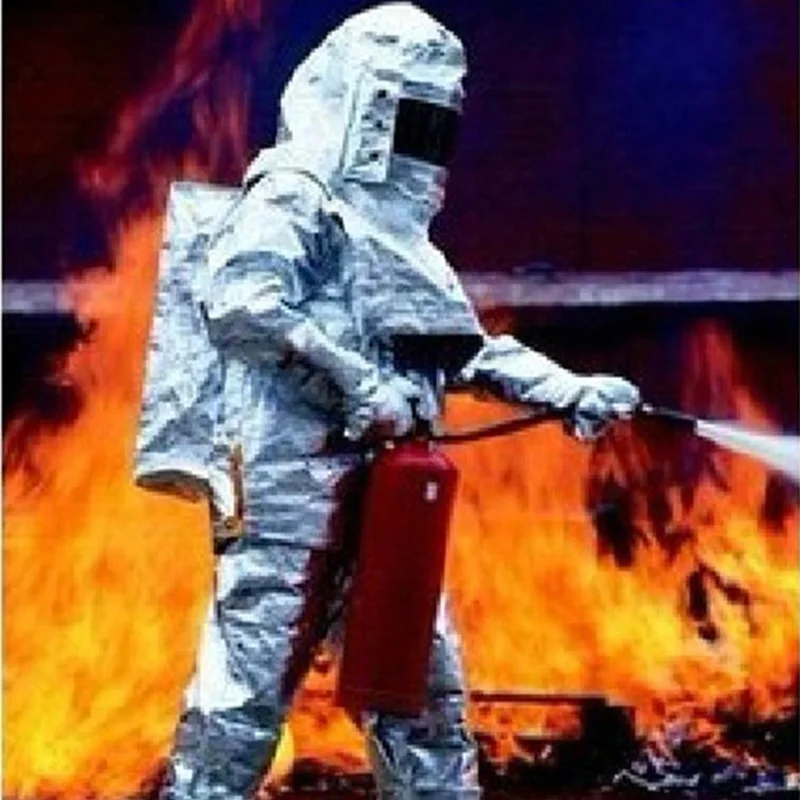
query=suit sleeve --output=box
[457,333,584,411]
[201,171,377,397]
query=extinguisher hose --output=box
[331,402,698,450]
[432,402,698,445]
[433,408,566,444]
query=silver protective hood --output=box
[246,2,466,234]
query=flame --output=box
[4,0,798,795]
[444,329,798,760]
[263,725,294,789]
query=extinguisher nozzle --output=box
[637,403,698,432]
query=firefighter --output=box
[153,3,640,797]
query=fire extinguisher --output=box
[337,435,459,716]
[337,406,565,717]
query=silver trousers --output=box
[158,531,480,798]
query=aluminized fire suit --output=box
[136,4,640,798]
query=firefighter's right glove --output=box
[344,374,421,441]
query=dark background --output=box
[3,0,799,424]
[5,0,798,276]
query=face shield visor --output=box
[392,97,460,168]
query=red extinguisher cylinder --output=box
[338,440,459,716]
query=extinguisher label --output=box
[424,480,439,503]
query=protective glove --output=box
[344,374,422,441]
[566,374,641,441]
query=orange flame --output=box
[4,0,798,795]
[445,339,798,758]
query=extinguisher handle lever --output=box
[407,396,435,440]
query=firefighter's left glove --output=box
[566,375,640,441]
[344,374,421,441]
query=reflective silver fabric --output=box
[363,599,480,799]
[159,542,325,800]
[159,537,478,800]
[135,182,239,512]
[459,333,586,410]
[197,163,482,547]
[270,3,465,213]
[460,334,640,441]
